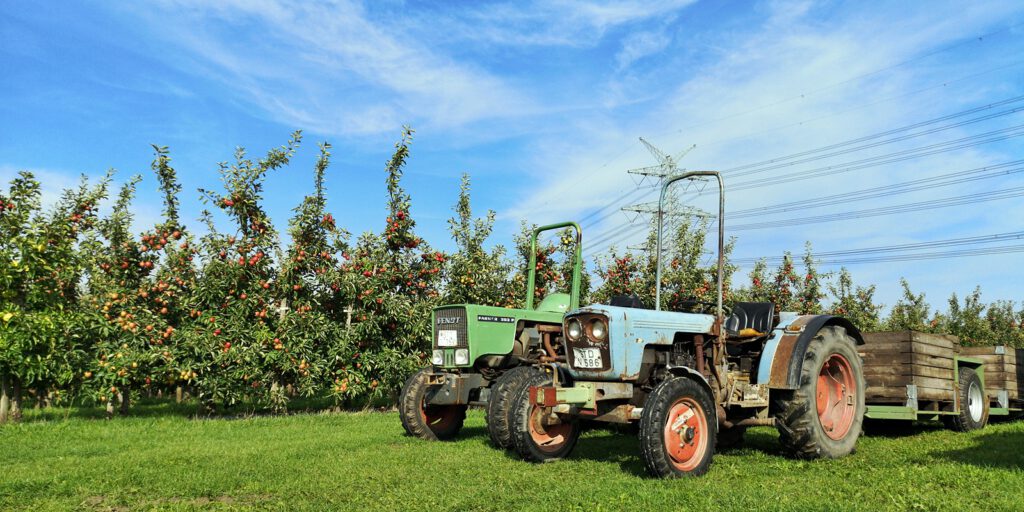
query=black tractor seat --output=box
[725,302,775,339]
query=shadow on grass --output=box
[11,395,392,424]
[932,429,1024,470]
[495,424,791,477]
[861,418,946,439]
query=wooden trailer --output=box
[859,331,1020,428]
[960,345,1024,416]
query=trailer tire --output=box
[774,325,864,459]
[510,367,580,462]
[486,366,537,449]
[943,366,989,432]
[640,376,716,478]
[399,368,466,441]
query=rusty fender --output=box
[761,315,864,390]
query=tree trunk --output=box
[106,397,115,419]
[0,374,11,424]
[175,386,183,404]
[119,389,130,415]
[10,378,22,422]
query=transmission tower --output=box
[626,138,696,184]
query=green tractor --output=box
[399,221,584,445]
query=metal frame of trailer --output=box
[865,355,1022,422]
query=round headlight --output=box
[591,319,607,340]
[567,318,582,341]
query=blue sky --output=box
[2,1,1023,312]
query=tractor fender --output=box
[666,364,716,401]
[758,315,864,390]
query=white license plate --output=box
[437,330,458,347]
[573,348,603,369]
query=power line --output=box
[731,231,1024,264]
[724,100,1024,177]
[727,160,1024,219]
[808,244,1024,266]
[725,185,1024,231]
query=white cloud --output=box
[616,29,672,70]
[497,1,1024,307]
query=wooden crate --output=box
[859,331,958,403]
[960,345,1021,404]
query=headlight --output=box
[591,319,607,340]
[454,349,470,365]
[431,349,444,366]
[567,318,582,341]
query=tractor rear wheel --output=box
[486,366,537,449]
[943,366,989,431]
[639,376,716,478]
[399,367,467,441]
[510,367,581,462]
[774,325,864,459]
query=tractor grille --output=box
[433,307,468,349]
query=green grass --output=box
[2,403,1022,511]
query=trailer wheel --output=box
[774,325,865,459]
[943,366,989,432]
[639,377,716,478]
[510,367,580,462]
[486,366,537,449]
[399,368,466,441]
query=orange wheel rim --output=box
[528,404,573,453]
[663,397,708,471]
[816,353,856,441]
[421,402,456,432]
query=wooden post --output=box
[175,386,183,404]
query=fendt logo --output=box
[436,317,461,325]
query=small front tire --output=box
[639,376,717,478]
[486,366,538,449]
[509,367,581,462]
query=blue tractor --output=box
[506,171,866,477]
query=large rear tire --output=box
[943,366,989,431]
[774,325,865,459]
[399,367,467,441]
[639,376,717,478]
[486,366,537,449]
[510,367,581,462]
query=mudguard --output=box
[757,315,864,390]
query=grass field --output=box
[2,403,1022,511]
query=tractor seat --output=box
[725,302,775,338]
[610,294,648,309]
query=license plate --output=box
[437,330,458,347]
[573,348,603,369]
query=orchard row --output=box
[1,128,1021,423]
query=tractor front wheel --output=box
[639,376,716,478]
[399,368,467,441]
[774,325,865,459]
[486,366,538,449]
[510,367,581,462]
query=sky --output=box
[2,0,1023,312]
